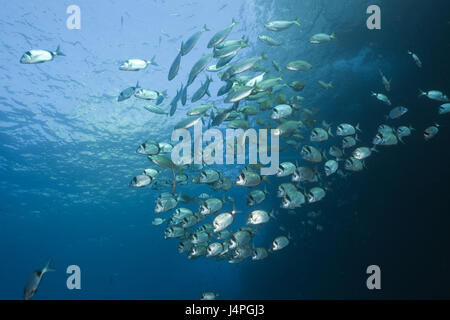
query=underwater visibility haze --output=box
[1,0,450,300]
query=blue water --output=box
[1,0,450,299]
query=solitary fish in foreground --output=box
[408,50,422,68]
[371,92,392,106]
[286,60,312,71]
[309,33,336,44]
[318,80,333,90]
[144,104,168,115]
[424,124,439,141]
[264,18,300,31]
[119,56,157,71]
[386,106,408,119]
[201,292,219,300]
[378,68,391,92]
[135,88,166,102]
[24,260,55,300]
[419,89,449,102]
[20,46,65,64]
[258,35,282,46]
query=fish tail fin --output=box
[232,207,241,215]
[418,89,425,97]
[328,127,334,137]
[43,260,55,274]
[269,210,277,219]
[171,169,177,193]
[232,18,238,25]
[135,81,140,88]
[242,36,249,47]
[356,123,361,132]
[371,145,379,153]
[328,81,333,88]
[203,24,210,32]
[192,196,197,205]
[294,17,301,27]
[407,50,412,55]
[260,52,267,60]
[355,134,360,142]
[149,55,158,66]
[53,45,65,56]
[398,136,405,144]
[409,125,416,131]
[331,33,337,40]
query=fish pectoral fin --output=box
[43,260,55,273]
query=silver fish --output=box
[20,46,65,64]
[24,260,55,300]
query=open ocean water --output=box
[1,0,450,300]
